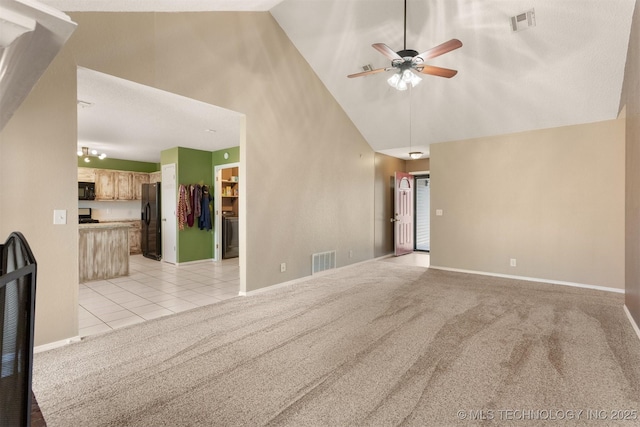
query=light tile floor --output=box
[79,255,240,337]
[80,252,429,338]
[382,251,430,268]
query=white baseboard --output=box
[428,265,624,294]
[624,305,640,342]
[34,336,81,353]
[174,258,215,267]
[239,257,383,297]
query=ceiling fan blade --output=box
[372,43,403,61]
[414,39,463,62]
[416,65,458,78]
[347,67,391,78]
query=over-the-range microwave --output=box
[78,182,95,200]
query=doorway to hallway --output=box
[214,163,241,262]
[414,175,430,252]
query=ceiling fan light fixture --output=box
[387,72,401,88]
[387,69,421,91]
[403,69,422,87]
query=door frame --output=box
[413,173,431,252]
[393,171,414,256]
[214,162,240,261]
[161,163,177,264]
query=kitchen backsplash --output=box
[78,200,140,221]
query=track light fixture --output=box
[77,146,106,163]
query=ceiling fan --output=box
[347,0,462,90]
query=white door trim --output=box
[214,162,240,261]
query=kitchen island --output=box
[79,223,131,283]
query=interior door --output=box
[393,171,414,256]
[161,164,177,264]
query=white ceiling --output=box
[39,0,285,12]
[76,67,243,163]
[39,0,637,161]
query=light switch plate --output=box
[53,209,67,225]
[436,209,443,216]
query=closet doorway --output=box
[414,175,430,252]
[214,163,241,261]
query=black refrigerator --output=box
[141,183,161,260]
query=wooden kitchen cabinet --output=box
[132,173,150,200]
[85,168,154,201]
[149,171,161,183]
[115,172,132,200]
[126,220,142,254]
[95,170,116,200]
[77,167,96,182]
[79,224,130,282]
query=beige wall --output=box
[148,13,375,290]
[374,154,406,257]
[624,1,640,325]
[0,46,79,346]
[406,158,430,174]
[431,119,625,289]
[1,11,377,345]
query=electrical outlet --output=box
[280,263,286,273]
[349,250,353,259]
[510,258,517,267]
[436,209,443,216]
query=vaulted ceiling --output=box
[39,0,637,161]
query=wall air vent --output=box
[510,9,536,32]
[312,250,336,275]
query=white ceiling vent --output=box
[510,9,536,32]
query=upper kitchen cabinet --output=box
[115,172,132,200]
[132,173,150,200]
[95,169,116,200]
[78,167,96,182]
[149,171,162,184]
[88,169,150,201]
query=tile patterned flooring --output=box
[79,252,429,338]
[382,251,430,268]
[79,255,240,337]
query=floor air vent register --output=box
[312,251,336,275]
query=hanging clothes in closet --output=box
[186,184,202,228]
[199,185,213,231]
[177,183,212,231]
[177,184,190,231]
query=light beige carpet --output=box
[33,261,640,426]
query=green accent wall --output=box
[77,157,159,172]
[176,147,215,263]
[212,146,239,165]
[161,146,240,264]
[161,147,179,166]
